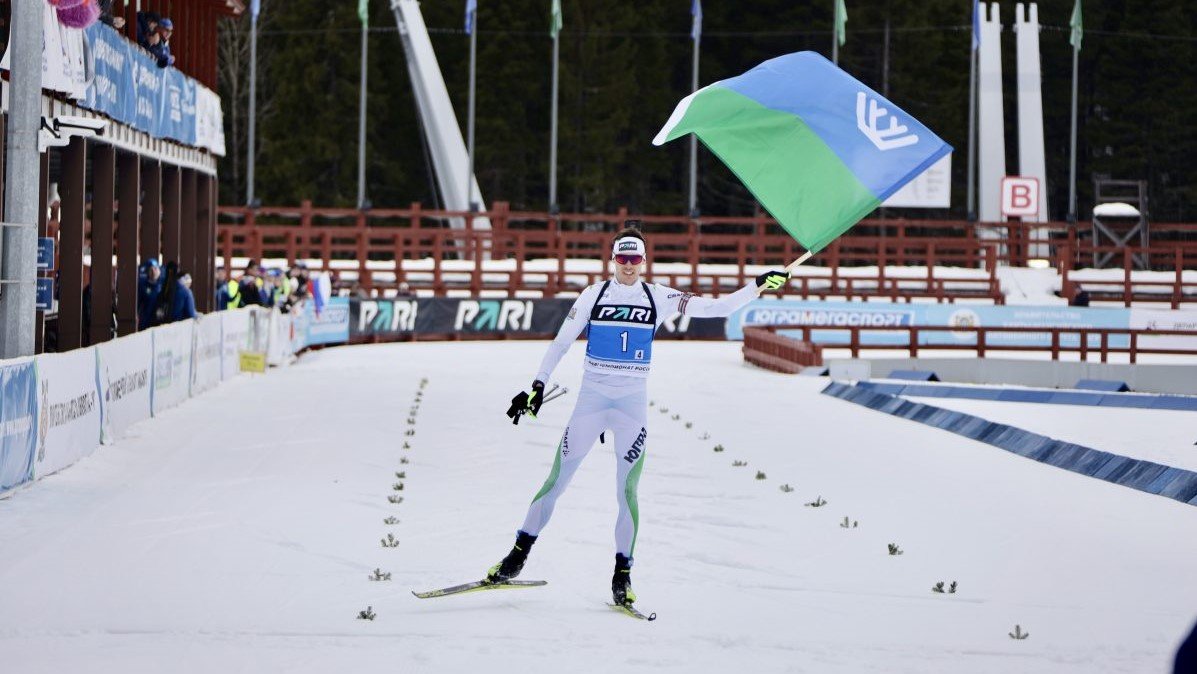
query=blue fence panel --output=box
[0,361,38,494]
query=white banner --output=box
[1129,308,1197,351]
[95,331,153,445]
[0,4,89,99]
[152,320,195,415]
[33,348,102,478]
[266,310,294,366]
[221,309,252,380]
[195,84,227,156]
[192,314,224,395]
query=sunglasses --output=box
[614,254,644,266]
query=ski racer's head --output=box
[611,222,646,286]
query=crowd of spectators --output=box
[136,11,175,68]
[216,260,313,313]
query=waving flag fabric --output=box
[653,51,951,253]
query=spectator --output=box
[137,258,162,330]
[1071,285,1090,307]
[395,282,415,299]
[136,11,160,49]
[170,271,198,322]
[99,0,126,29]
[218,276,244,310]
[349,281,369,300]
[148,18,175,68]
[236,264,265,307]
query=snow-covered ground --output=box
[1,342,1195,673]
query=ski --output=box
[411,579,547,599]
[608,602,657,621]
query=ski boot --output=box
[486,531,537,583]
[611,553,636,605]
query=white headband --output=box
[612,237,646,257]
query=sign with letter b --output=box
[1001,177,1040,217]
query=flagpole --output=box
[832,0,839,65]
[247,7,258,206]
[467,11,478,212]
[549,26,559,212]
[966,46,977,221]
[688,33,699,216]
[1067,39,1078,222]
[357,15,369,209]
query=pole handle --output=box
[756,250,814,296]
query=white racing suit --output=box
[518,278,759,558]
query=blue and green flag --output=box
[654,51,951,254]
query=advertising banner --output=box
[1129,308,1197,351]
[192,313,224,395]
[347,297,725,340]
[221,309,252,380]
[95,330,153,445]
[300,297,351,348]
[33,348,102,479]
[266,311,293,366]
[729,300,1132,348]
[152,320,195,415]
[0,360,38,494]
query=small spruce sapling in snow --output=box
[780,484,795,493]
[887,543,904,556]
[932,581,945,593]
[405,429,415,436]
[755,471,767,480]
[400,457,409,465]
[685,422,693,429]
[805,496,827,507]
[699,432,710,440]
[1009,625,1029,640]
[649,400,655,407]
[671,414,680,421]
[840,516,852,528]
[369,568,392,581]
[392,482,405,491]
[659,407,669,414]
[381,533,400,548]
[948,581,957,594]
[383,516,399,525]
[388,495,404,504]
[403,442,411,450]
[395,471,406,479]
[713,444,724,452]
[358,606,376,621]
[733,460,748,467]
[407,417,416,425]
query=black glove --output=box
[505,380,546,425]
[756,270,790,291]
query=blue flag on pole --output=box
[465,0,477,34]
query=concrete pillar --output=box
[117,151,140,336]
[977,2,1007,224]
[90,143,116,345]
[58,137,87,352]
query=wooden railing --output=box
[758,325,1197,365]
[742,327,823,373]
[215,202,1197,303]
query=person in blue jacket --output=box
[137,258,163,329]
[170,271,198,322]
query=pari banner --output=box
[728,300,1135,349]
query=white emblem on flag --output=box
[855,92,918,151]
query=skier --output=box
[490,223,791,610]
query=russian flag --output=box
[308,272,332,316]
[654,51,951,254]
